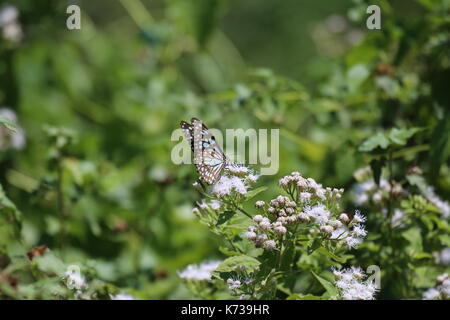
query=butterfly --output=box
[180,118,233,185]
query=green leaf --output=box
[402,228,423,256]
[287,293,321,300]
[243,186,268,202]
[406,173,428,194]
[307,239,321,254]
[216,211,236,225]
[317,247,347,263]
[34,251,66,275]
[359,132,390,152]
[388,127,422,146]
[346,64,370,92]
[215,255,261,273]
[311,271,339,299]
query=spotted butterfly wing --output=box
[180,118,227,184]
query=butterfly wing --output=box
[180,118,227,184]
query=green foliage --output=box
[0,0,449,300]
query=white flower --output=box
[331,226,349,239]
[305,204,330,225]
[227,278,242,291]
[274,225,287,235]
[253,214,263,223]
[247,173,260,183]
[0,5,18,26]
[422,273,450,300]
[110,293,136,300]
[315,188,326,200]
[0,5,22,42]
[391,208,405,227]
[64,267,87,291]
[212,176,248,197]
[334,267,378,300]
[255,201,265,208]
[372,191,382,204]
[352,210,366,223]
[297,212,310,222]
[300,192,311,203]
[225,164,249,175]
[178,260,221,281]
[198,200,208,210]
[263,240,276,249]
[423,186,450,218]
[209,200,221,210]
[422,288,441,300]
[259,218,272,230]
[436,248,450,266]
[320,225,334,234]
[345,236,363,249]
[352,224,367,237]
[339,213,350,223]
[245,231,257,240]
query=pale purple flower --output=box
[305,204,330,225]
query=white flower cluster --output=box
[423,186,450,219]
[278,171,344,202]
[422,273,450,300]
[0,108,26,151]
[245,172,367,250]
[63,266,88,292]
[0,5,23,43]
[211,166,259,198]
[212,175,248,197]
[333,267,378,300]
[197,199,222,211]
[328,211,368,249]
[178,260,221,281]
[225,274,256,298]
[352,178,404,207]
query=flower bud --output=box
[245,231,257,240]
[297,212,310,222]
[320,225,334,234]
[253,214,263,223]
[275,226,287,235]
[263,240,277,249]
[255,200,265,208]
[339,213,350,223]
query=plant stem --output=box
[236,205,252,219]
[56,159,66,252]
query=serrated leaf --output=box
[388,127,422,146]
[359,132,390,152]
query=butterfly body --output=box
[180,118,233,185]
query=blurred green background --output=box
[0,0,449,299]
